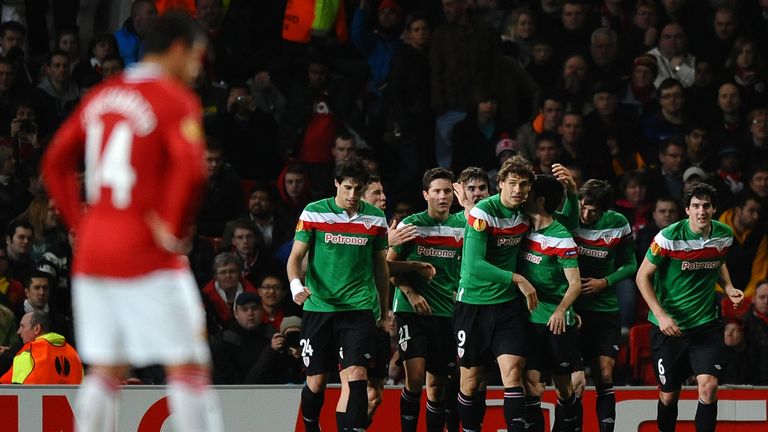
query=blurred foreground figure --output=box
[42,12,224,432]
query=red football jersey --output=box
[43,64,207,277]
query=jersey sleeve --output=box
[157,97,207,238]
[294,209,314,243]
[645,231,668,266]
[554,190,579,232]
[392,219,413,256]
[42,105,87,230]
[606,233,638,286]
[463,210,513,284]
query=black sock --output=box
[336,411,346,432]
[476,389,488,426]
[657,399,678,432]
[525,396,544,432]
[445,377,460,432]
[574,394,583,432]
[556,393,578,432]
[301,385,324,432]
[346,380,368,430]
[595,385,615,432]
[695,400,717,432]
[400,388,422,432]
[457,391,479,432]
[426,399,446,432]
[503,387,526,432]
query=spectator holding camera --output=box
[5,99,39,168]
[244,315,305,384]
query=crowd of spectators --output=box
[1,0,768,387]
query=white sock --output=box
[167,370,224,432]
[75,371,120,432]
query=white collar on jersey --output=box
[124,62,166,82]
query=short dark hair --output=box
[230,218,257,235]
[620,170,648,192]
[334,130,355,145]
[497,155,535,184]
[87,32,119,58]
[334,156,369,185]
[6,220,33,240]
[143,11,206,56]
[361,175,382,195]
[0,21,25,38]
[457,166,490,186]
[653,196,678,212]
[249,181,276,201]
[101,54,125,68]
[658,78,683,94]
[28,310,51,333]
[536,130,560,147]
[422,168,454,192]
[658,137,684,155]
[684,182,718,209]
[732,190,761,210]
[25,269,51,289]
[578,179,614,212]
[46,49,70,66]
[531,175,564,214]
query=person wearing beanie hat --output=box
[620,54,658,119]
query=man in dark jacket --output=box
[743,281,768,385]
[210,292,277,384]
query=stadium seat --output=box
[721,296,752,320]
[629,323,655,385]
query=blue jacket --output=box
[350,9,399,98]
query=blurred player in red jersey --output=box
[42,12,224,432]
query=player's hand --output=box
[292,286,311,305]
[551,163,577,194]
[453,182,471,210]
[658,313,682,337]
[388,220,417,247]
[516,277,538,312]
[547,309,566,335]
[413,261,436,280]
[726,287,744,309]
[145,211,192,255]
[270,333,285,351]
[406,291,432,315]
[581,278,608,296]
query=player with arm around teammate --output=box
[636,183,743,432]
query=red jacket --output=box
[201,278,259,326]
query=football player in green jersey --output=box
[636,183,744,432]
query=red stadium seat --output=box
[629,323,655,385]
[721,296,751,320]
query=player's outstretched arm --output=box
[388,220,417,248]
[636,258,681,337]
[718,262,744,309]
[287,240,311,305]
[386,248,436,279]
[548,266,582,335]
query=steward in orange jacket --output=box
[0,310,82,384]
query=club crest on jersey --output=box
[363,219,372,230]
[180,116,202,143]
[453,231,463,243]
[472,219,487,232]
[650,241,661,256]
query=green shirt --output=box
[392,211,466,317]
[645,219,733,331]
[573,210,637,313]
[294,198,388,312]
[517,220,579,324]
[458,194,529,305]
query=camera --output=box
[19,120,36,134]
[284,331,300,350]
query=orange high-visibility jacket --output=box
[0,333,83,384]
